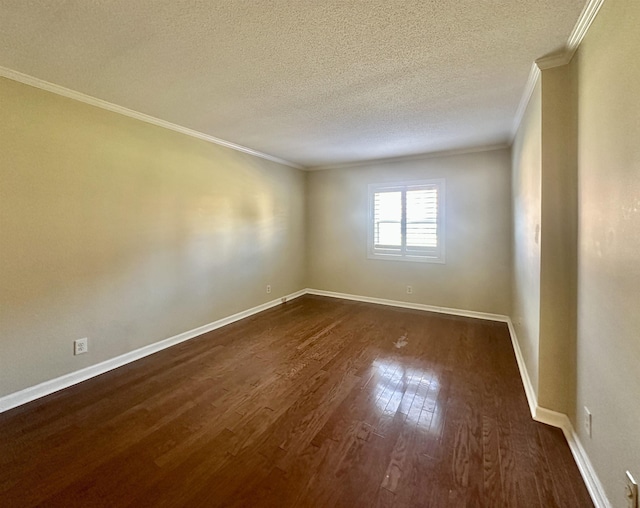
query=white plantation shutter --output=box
[373,191,402,253]
[368,180,445,263]
[406,188,438,252]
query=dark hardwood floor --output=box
[0,295,592,507]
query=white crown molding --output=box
[2,3,607,173]
[511,0,606,138]
[0,289,307,413]
[567,0,606,54]
[536,52,573,70]
[307,143,511,171]
[536,0,606,71]
[510,63,541,140]
[0,66,304,170]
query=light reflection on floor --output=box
[369,357,443,433]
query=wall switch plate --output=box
[406,285,413,294]
[626,471,638,508]
[584,406,592,438]
[74,338,88,355]
[266,285,271,294]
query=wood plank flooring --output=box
[0,295,593,507]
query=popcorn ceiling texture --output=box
[0,0,585,167]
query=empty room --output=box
[0,0,638,507]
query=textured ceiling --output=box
[0,0,586,168]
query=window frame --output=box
[367,179,446,264]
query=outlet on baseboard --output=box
[266,285,272,294]
[74,338,88,355]
[406,285,413,294]
[583,406,592,438]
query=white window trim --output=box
[367,179,446,264]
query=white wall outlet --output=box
[74,338,88,355]
[406,285,413,294]
[583,406,592,438]
[626,471,638,508]
[266,285,271,294]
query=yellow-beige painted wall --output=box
[511,79,542,398]
[0,77,306,397]
[306,149,512,315]
[573,1,640,505]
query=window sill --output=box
[367,252,446,264]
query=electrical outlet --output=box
[626,471,638,508]
[74,338,88,355]
[406,285,413,294]
[583,406,592,438]
[266,285,271,294]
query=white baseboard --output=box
[305,288,510,323]
[505,323,610,508]
[505,318,538,418]
[534,408,611,508]
[0,289,307,414]
[533,406,569,429]
[0,288,511,414]
[1,286,611,508]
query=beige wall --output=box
[512,63,580,421]
[511,80,542,396]
[573,0,640,505]
[306,150,512,315]
[538,64,579,416]
[0,77,306,397]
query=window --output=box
[367,179,445,263]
